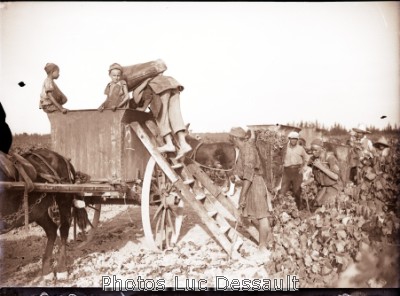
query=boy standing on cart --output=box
[98,63,130,112]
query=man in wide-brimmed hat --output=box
[373,136,391,173]
[229,126,272,262]
[352,123,375,158]
[373,136,390,150]
[348,124,376,184]
[352,123,371,134]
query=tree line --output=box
[285,121,399,137]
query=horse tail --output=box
[72,206,92,231]
[59,153,91,231]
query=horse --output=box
[185,135,238,195]
[0,148,88,280]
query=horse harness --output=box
[4,150,74,228]
[25,150,74,226]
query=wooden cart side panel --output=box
[48,110,150,181]
[121,124,150,181]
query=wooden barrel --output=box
[122,59,167,91]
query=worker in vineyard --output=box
[373,136,391,174]
[279,131,309,210]
[229,127,272,260]
[39,63,69,114]
[352,123,375,159]
[348,123,375,184]
[98,63,130,112]
[308,139,343,207]
[132,74,192,161]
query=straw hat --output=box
[229,127,248,139]
[373,136,390,148]
[352,124,371,134]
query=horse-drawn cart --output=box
[2,108,260,261]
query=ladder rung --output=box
[195,193,206,201]
[183,179,195,185]
[220,224,231,234]
[208,210,218,218]
[171,163,183,170]
[232,237,244,251]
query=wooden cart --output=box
[3,108,261,258]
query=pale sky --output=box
[1,2,399,134]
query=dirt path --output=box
[1,192,271,289]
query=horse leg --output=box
[36,213,58,280]
[55,197,72,279]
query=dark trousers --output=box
[281,165,303,208]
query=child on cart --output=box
[39,63,69,114]
[98,63,130,112]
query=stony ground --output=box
[0,191,276,290]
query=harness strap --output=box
[30,149,74,184]
[28,151,61,181]
[190,141,203,160]
[8,153,35,193]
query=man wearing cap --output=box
[279,131,309,210]
[229,127,272,258]
[309,139,343,207]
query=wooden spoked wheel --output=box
[141,157,184,251]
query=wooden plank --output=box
[185,159,240,218]
[0,181,123,193]
[174,179,240,259]
[129,122,179,184]
[47,109,151,182]
[184,159,260,243]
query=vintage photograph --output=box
[0,1,399,293]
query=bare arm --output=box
[98,98,107,111]
[312,159,339,181]
[117,83,130,108]
[47,91,67,113]
[239,179,251,209]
